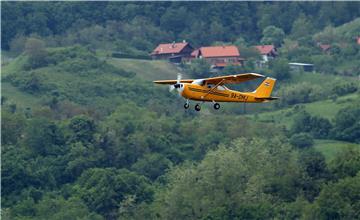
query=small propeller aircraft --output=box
[154,73,278,111]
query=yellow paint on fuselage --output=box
[181,84,264,103]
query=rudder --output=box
[253,77,276,98]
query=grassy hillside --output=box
[1,47,181,116]
[2,82,41,109]
[248,92,359,128]
[314,139,360,163]
[108,58,189,81]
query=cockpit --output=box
[191,79,205,86]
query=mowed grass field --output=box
[314,139,360,163]
[2,82,41,109]
[108,58,190,81]
[248,92,359,128]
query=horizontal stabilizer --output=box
[255,96,279,101]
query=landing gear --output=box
[213,103,220,110]
[184,103,189,109]
[195,104,201,111]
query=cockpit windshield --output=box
[217,85,227,91]
[191,79,205,86]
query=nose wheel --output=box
[213,103,220,110]
[184,103,189,109]
[195,104,201,111]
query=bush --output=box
[187,59,211,78]
[268,58,291,80]
[291,111,332,139]
[25,38,48,69]
[111,52,151,60]
[331,81,358,96]
[290,133,314,148]
[332,104,360,143]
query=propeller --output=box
[169,73,184,96]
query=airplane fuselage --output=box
[181,83,266,103]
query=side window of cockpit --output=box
[217,86,226,91]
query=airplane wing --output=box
[204,73,264,85]
[153,73,264,85]
[153,79,194,84]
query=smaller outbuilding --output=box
[254,45,277,62]
[289,62,314,72]
[318,43,331,52]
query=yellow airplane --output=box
[154,73,278,111]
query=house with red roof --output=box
[191,45,244,68]
[254,45,277,62]
[317,43,332,53]
[150,41,194,63]
[357,37,360,45]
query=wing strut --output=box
[202,79,225,99]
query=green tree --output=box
[268,58,291,80]
[8,194,103,220]
[332,104,360,143]
[25,37,48,69]
[68,115,96,143]
[188,59,211,78]
[148,138,304,219]
[330,147,360,179]
[131,153,172,181]
[261,26,285,47]
[290,133,314,148]
[290,14,316,40]
[23,118,65,156]
[73,168,153,219]
[305,173,360,220]
[1,111,26,145]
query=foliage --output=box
[2,2,360,219]
[330,147,360,179]
[268,58,291,80]
[260,26,285,47]
[277,83,327,106]
[24,37,48,69]
[332,104,360,143]
[187,59,211,78]
[291,111,332,139]
[290,132,314,148]
[305,173,360,220]
[72,168,153,219]
[148,138,310,219]
[8,194,104,220]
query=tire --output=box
[214,103,220,110]
[184,103,189,109]
[195,104,201,111]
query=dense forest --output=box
[2,2,360,220]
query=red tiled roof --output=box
[319,44,331,51]
[357,37,360,45]
[194,46,240,58]
[151,42,189,55]
[254,45,275,55]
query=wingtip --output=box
[246,72,265,78]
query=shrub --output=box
[290,133,314,148]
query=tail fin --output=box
[253,77,276,98]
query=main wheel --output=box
[195,104,201,111]
[214,103,220,110]
[184,103,190,109]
